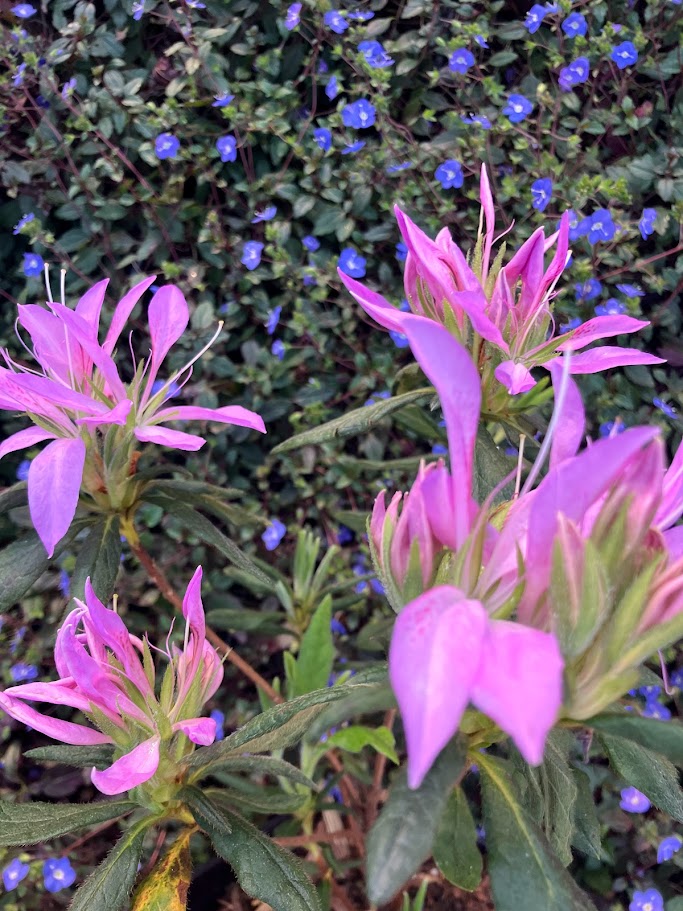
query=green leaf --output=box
[306,678,395,741]
[432,786,483,891]
[191,755,315,789]
[24,744,115,770]
[570,770,602,859]
[488,50,519,67]
[0,526,78,609]
[0,798,136,847]
[131,830,192,911]
[70,516,122,603]
[366,739,467,906]
[271,388,434,454]
[587,714,683,767]
[472,428,515,505]
[322,725,398,763]
[0,481,27,514]
[190,798,320,911]
[479,754,597,911]
[534,732,579,867]
[599,732,683,822]
[290,597,334,697]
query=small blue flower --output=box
[503,93,533,123]
[348,9,374,19]
[474,34,489,47]
[641,700,671,720]
[151,379,181,400]
[559,56,590,91]
[531,178,552,212]
[341,140,366,154]
[639,208,657,240]
[215,135,237,162]
[284,2,301,30]
[241,242,264,271]
[210,709,225,740]
[616,283,644,298]
[212,92,235,108]
[395,241,408,262]
[432,444,448,456]
[302,273,317,286]
[16,459,30,482]
[10,663,38,683]
[318,60,329,74]
[342,99,376,129]
[11,3,36,17]
[562,12,587,38]
[302,235,320,252]
[337,526,354,546]
[461,113,492,129]
[132,0,144,19]
[575,278,602,301]
[23,252,44,277]
[358,40,394,68]
[620,787,651,813]
[386,161,411,173]
[251,205,277,223]
[587,209,616,244]
[653,397,677,419]
[266,306,282,335]
[187,0,206,7]
[324,10,348,33]
[657,835,682,863]
[595,298,626,316]
[313,127,332,151]
[599,420,625,437]
[330,617,347,635]
[524,4,548,33]
[12,63,27,87]
[611,41,638,69]
[154,133,180,160]
[43,858,76,893]
[13,212,34,234]
[390,330,409,348]
[61,77,77,99]
[449,48,475,74]
[58,569,70,597]
[271,340,286,360]
[559,317,582,334]
[364,390,391,407]
[338,247,366,278]
[3,858,30,891]
[670,667,683,689]
[262,519,286,551]
[435,160,464,189]
[326,76,339,100]
[629,889,664,911]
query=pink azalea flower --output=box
[0,567,222,795]
[0,276,266,555]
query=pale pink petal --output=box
[0,371,75,429]
[503,227,546,319]
[74,278,109,336]
[91,736,160,795]
[479,164,495,278]
[17,305,84,385]
[0,426,56,461]
[435,229,482,293]
[471,621,564,765]
[665,526,683,561]
[103,275,157,356]
[547,362,585,468]
[555,315,651,352]
[420,463,458,551]
[28,438,86,557]
[337,271,409,333]
[10,373,108,415]
[77,399,132,428]
[450,289,509,352]
[5,680,95,714]
[148,285,189,372]
[389,586,488,789]
[657,440,683,530]
[152,404,266,434]
[0,692,111,745]
[539,212,570,293]
[199,642,224,701]
[545,347,666,375]
[49,302,126,401]
[173,717,216,745]
[134,425,205,451]
[494,361,537,395]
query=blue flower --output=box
[252,205,277,223]
[43,858,76,893]
[524,4,548,33]
[599,420,625,437]
[620,787,651,813]
[562,12,587,37]
[324,10,347,33]
[653,397,677,419]
[330,617,347,635]
[266,306,282,335]
[216,135,237,162]
[154,133,180,160]
[390,330,409,348]
[11,3,36,17]
[61,77,77,99]
[338,247,366,278]
[531,178,552,212]
[337,526,354,546]
[395,241,408,262]
[587,209,616,244]
[326,76,339,100]
[432,444,448,456]
[364,390,391,407]
[559,317,582,334]
[59,569,70,597]
[2,859,29,891]
[386,161,411,173]
[262,519,286,551]
[359,42,394,68]
[342,99,376,129]
[341,140,366,154]
[474,34,489,47]
[318,60,329,74]
[23,252,44,277]
[10,663,38,682]
[616,283,644,298]
[611,41,638,69]
[210,709,225,740]
[13,212,34,234]
[657,835,682,863]
[461,113,492,129]
[16,459,30,482]
[302,274,317,286]
[313,127,332,151]
[435,160,464,189]
[348,9,374,19]
[595,298,626,316]
[132,1,144,19]
[641,700,671,720]
[559,56,590,91]
[302,235,320,252]
[12,63,26,87]
[271,340,286,360]
[151,379,181,400]
[284,2,301,29]
[639,208,657,239]
[503,93,533,123]
[187,0,206,6]
[670,667,683,689]
[449,48,475,74]
[212,92,235,108]
[629,889,664,911]
[575,278,602,301]
[241,242,264,271]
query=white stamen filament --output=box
[60,269,67,307]
[43,263,53,303]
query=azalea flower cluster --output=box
[340,166,662,415]
[368,317,683,788]
[0,274,265,555]
[0,568,221,797]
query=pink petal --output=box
[9,373,108,415]
[173,717,216,745]
[0,426,56,461]
[91,736,160,795]
[199,641,224,701]
[17,305,85,385]
[28,438,86,557]
[664,526,683,561]
[337,270,409,333]
[389,586,488,789]
[471,621,564,765]
[547,362,585,467]
[49,302,126,401]
[5,680,95,714]
[479,164,495,278]
[0,371,75,429]
[420,463,459,551]
[148,285,189,372]
[0,692,111,745]
[450,289,509,352]
[545,347,666,375]
[152,404,266,434]
[503,227,546,319]
[657,440,683,529]
[402,318,481,547]
[555,315,651,352]
[77,399,132,428]
[74,278,109,337]
[103,275,157,356]
[134,425,205,451]
[494,361,537,395]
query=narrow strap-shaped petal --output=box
[134,425,205,451]
[9,373,109,415]
[151,404,266,434]
[103,275,157,356]
[91,736,160,795]
[0,372,80,429]
[173,717,216,746]
[547,362,585,467]
[337,270,409,333]
[479,164,496,279]
[494,360,537,394]
[147,285,189,373]
[74,278,109,337]
[664,526,683,561]
[178,566,206,689]
[17,305,86,385]
[656,440,683,530]
[77,399,132,428]
[0,692,112,745]
[389,586,488,789]
[28,438,86,557]
[0,426,56,461]
[5,679,95,714]
[545,347,665,374]
[555,315,651,352]
[503,227,546,320]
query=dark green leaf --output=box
[322,725,398,763]
[181,787,232,835]
[0,482,27,514]
[599,732,683,822]
[290,597,334,697]
[433,787,482,891]
[473,428,515,505]
[587,714,683,767]
[366,739,467,906]
[538,732,579,866]
[570,770,602,859]
[306,679,395,741]
[0,798,136,847]
[190,755,315,789]
[0,526,77,610]
[24,744,115,770]
[70,516,121,603]
[205,607,282,635]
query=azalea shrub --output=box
[0,2,683,911]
